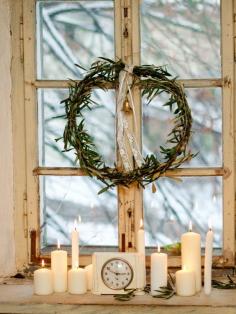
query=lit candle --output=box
[176,266,196,296]
[181,221,201,292]
[68,262,87,294]
[204,219,214,295]
[34,260,53,295]
[51,240,68,292]
[151,244,167,295]
[137,219,146,289]
[85,264,93,291]
[71,218,79,268]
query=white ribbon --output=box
[117,65,144,171]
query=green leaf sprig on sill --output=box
[212,275,236,289]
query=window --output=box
[22,0,235,266]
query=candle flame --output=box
[41,259,45,268]
[74,219,78,231]
[57,239,60,249]
[183,265,187,271]
[189,220,192,232]
[78,215,82,223]
[208,217,212,230]
[140,218,143,229]
[157,244,160,253]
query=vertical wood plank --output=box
[23,0,40,260]
[10,0,28,269]
[222,0,235,264]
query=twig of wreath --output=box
[59,58,194,194]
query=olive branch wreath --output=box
[60,58,194,194]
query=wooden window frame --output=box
[11,0,236,269]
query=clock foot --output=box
[134,288,145,296]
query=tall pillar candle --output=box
[71,219,79,268]
[137,219,146,288]
[204,220,214,295]
[51,240,68,292]
[181,221,201,292]
[34,260,53,295]
[151,245,167,295]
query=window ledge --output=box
[0,278,236,308]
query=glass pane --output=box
[36,1,114,79]
[143,177,222,249]
[40,176,118,251]
[38,88,116,167]
[143,88,222,167]
[141,0,221,78]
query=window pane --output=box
[36,1,114,79]
[141,0,221,78]
[40,176,118,251]
[143,88,222,167]
[38,88,116,167]
[143,177,222,249]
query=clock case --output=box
[92,252,145,295]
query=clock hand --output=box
[109,270,128,276]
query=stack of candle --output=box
[34,217,92,295]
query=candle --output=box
[181,221,201,292]
[34,260,53,295]
[51,240,68,292]
[151,244,167,295]
[85,264,93,291]
[137,219,145,254]
[71,218,79,268]
[137,219,146,289]
[176,266,196,296]
[68,263,87,294]
[204,219,214,295]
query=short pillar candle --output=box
[34,260,53,295]
[85,264,93,291]
[68,266,87,294]
[176,267,196,296]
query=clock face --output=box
[101,258,133,290]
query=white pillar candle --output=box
[85,264,93,291]
[151,244,167,295]
[71,219,79,268]
[68,266,87,294]
[176,266,196,296]
[51,240,68,292]
[204,219,214,295]
[137,219,146,289]
[34,260,53,295]
[181,221,201,292]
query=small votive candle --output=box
[176,266,196,296]
[68,264,87,294]
[34,260,53,295]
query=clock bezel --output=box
[101,257,134,290]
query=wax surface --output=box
[204,229,213,295]
[181,231,201,292]
[176,269,196,296]
[51,249,68,292]
[68,268,87,294]
[34,268,53,295]
[151,252,167,295]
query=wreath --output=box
[60,58,194,194]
